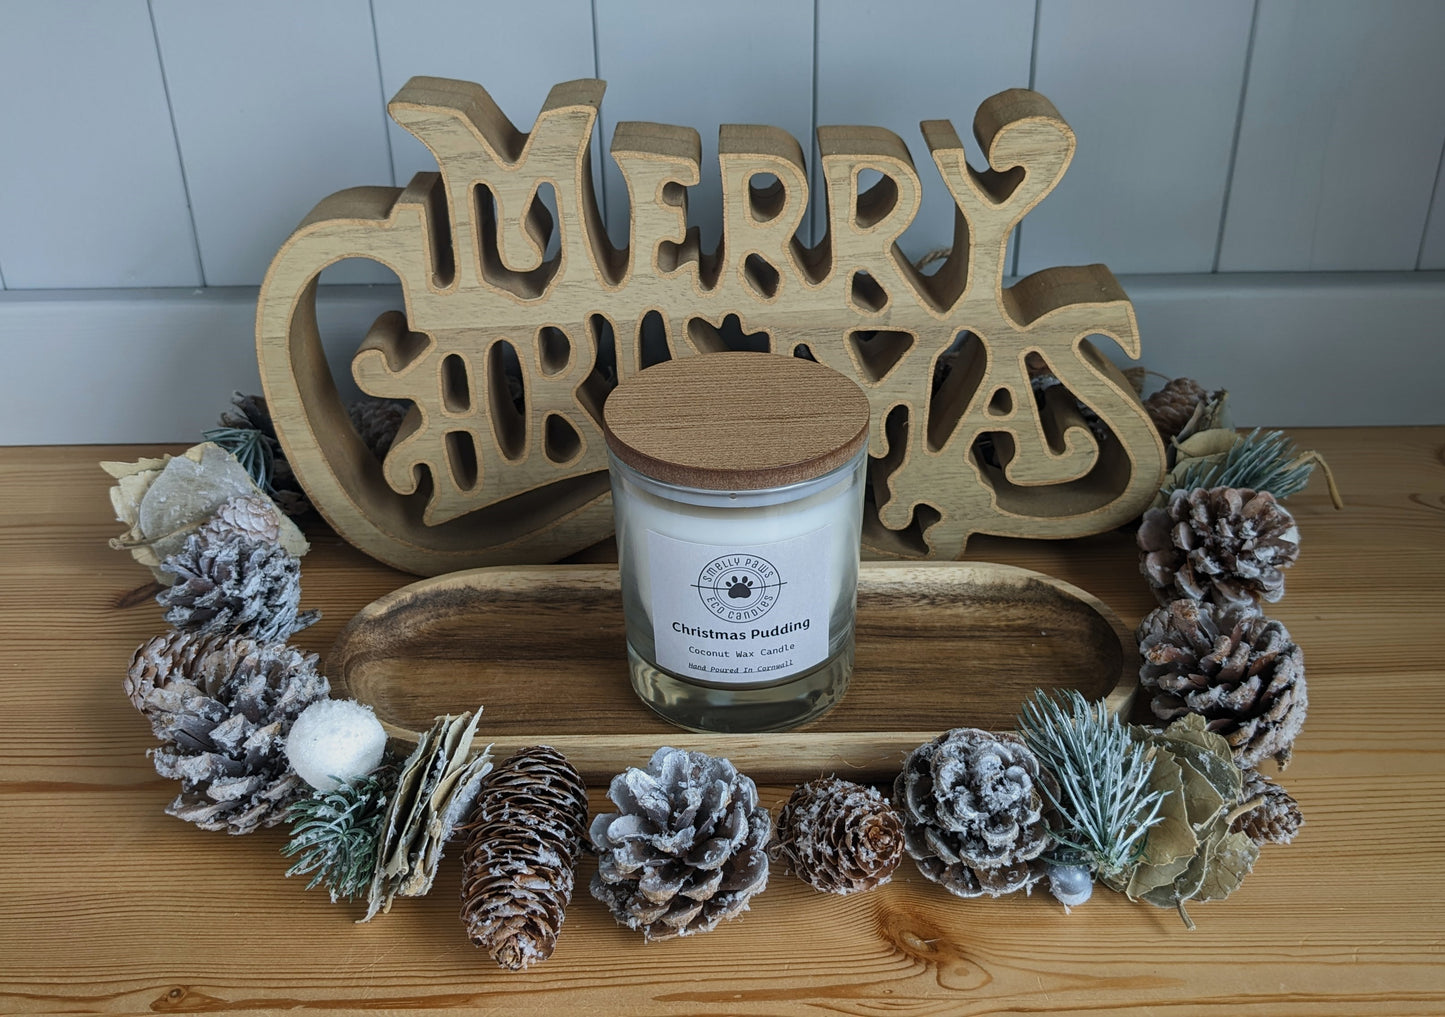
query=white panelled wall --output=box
[1,0,1443,441]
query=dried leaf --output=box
[1150,715,1242,823]
[1139,834,1211,911]
[1139,821,1259,916]
[362,709,492,921]
[103,443,309,581]
[1122,716,1257,924]
[1121,366,1149,396]
[1194,829,1259,902]
[1175,427,1241,462]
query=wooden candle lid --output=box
[602,352,871,491]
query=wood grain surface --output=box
[255,77,1168,575]
[601,352,871,490]
[327,560,1136,780]
[2,428,1442,1016]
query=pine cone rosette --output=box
[770,777,904,895]
[461,746,588,971]
[1138,486,1300,607]
[195,494,283,546]
[158,531,318,642]
[1138,599,1307,769]
[590,747,770,941]
[125,631,330,833]
[894,729,1057,898]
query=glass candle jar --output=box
[602,351,870,733]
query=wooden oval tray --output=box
[328,561,1136,782]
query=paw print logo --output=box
[727,575,754,599]
[696,555,783,621]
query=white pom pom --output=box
[285,699,388,791]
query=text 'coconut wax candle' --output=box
[602,351,870,733]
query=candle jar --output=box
[602,351,870,733]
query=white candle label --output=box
[647,527,833,684]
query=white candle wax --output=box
[610,450,864,688]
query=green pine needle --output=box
[203,425,276,494]
[1162,427,1315,501]
[282,772,391,904]
[1017,690,1168,882]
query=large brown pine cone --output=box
[1231,768,1304,845]
[1138,487,1300,607]
[770,777,904,895]
[125,631,330,833]
[894,729,1057,898]
[460,746,588,971]
[157,531,318,642]
[590,747,770,941]
[1137,599,1307,769]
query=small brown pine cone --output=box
[770,777,904,895]
[348,397,412,459]
[124,631,329,833]
[1145,377,1212,444]
[1138,599,1307,769]
[1230,768,1304,846]
[894,729,1057,898]
[1138,487,1300,607]
[460,746,588,971]
[590,748,770,941]
[219,391,274,435]
[196,494,283,546]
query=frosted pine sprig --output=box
[1161,427,1331,503]
[203,425,277,493]
[1017,690,1167,882]
[282,770,391,903]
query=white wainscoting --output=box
[2,271,1438,445]
[1,0,1443,434]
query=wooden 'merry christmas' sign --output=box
[257,77,1164,576]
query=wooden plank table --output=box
[2,427,1442,1016]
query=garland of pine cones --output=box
[106,376,1321,968]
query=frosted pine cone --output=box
[894,729,1057,898]
[1138,487,1300,607]
[590,747,770,941]
[125,631,330,833]
[158,531,318,642]
[460,747,588,971]
[770,777,904,895]
[1231,769,1304,846]
[196,494,283,546]
[1138,599,1307,769]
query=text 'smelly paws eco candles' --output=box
[602,351,870,733]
